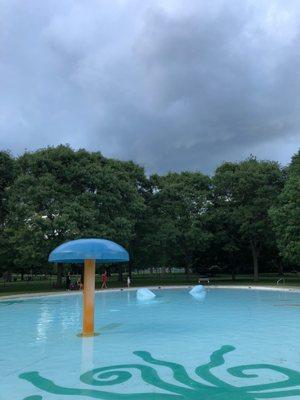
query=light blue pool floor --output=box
[1,288,300,400]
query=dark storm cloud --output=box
[0,0,299,173]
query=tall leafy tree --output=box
[206,196,245,280]
[4,146,145,279]
[0,151,16,273]
[140,172,212,274]
[213,157,284,280]
[0,151,16,221]
[0,151,17,273]
[270,151,300,267]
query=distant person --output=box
[101,270,108,289]
[3,271,8,286]
[127,275,131,288]
[76,277,83,290]
[66,272,71,290]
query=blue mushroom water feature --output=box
[137,288,156,301]
[189,285,207,300]
[48,238,129,336]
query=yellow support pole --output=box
[82,259,96,336]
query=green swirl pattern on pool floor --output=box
[20,346,300,400]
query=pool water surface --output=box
[1,288,300,400]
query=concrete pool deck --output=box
[1,284,300,301]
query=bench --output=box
[198,277,210,284]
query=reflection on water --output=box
[36,304,52,342]
[35,297,82,341]
[81,336,94,373]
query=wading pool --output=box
[1,288,300,400]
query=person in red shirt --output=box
[101,270,108,289]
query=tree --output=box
[139,172,212,274]
[0,151,16,274]
[0,145,292,282]
[0,151,16,220]
[213,157,284,281]
[206,197,245,280]
[4,145,146,282]
[269,151,300,267]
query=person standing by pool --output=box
[76,276,83,290]
[101,270,108,289]
[66,272,71,290]
[127,275,131,288]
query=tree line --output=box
[0,145,299,281]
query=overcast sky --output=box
[0,0,299,174]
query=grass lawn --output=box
[1,272,300,297]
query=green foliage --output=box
[138,172,212,271]
[0,151,16,272]
[0,151,16,221]
[212,157,284,279]
[2,146,145,273]
[0,145,297,281]
[270,151,300,266]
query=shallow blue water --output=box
[1,288,300,400]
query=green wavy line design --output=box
[20,346,300,399]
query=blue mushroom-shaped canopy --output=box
[48,238,129,264]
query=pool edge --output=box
[1,284,300,301]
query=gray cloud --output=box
[0,0,299,173]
